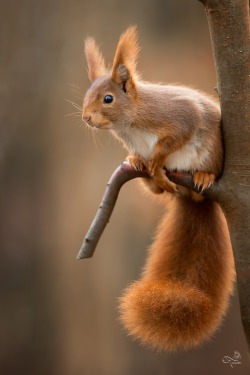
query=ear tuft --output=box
[112,26,140,84]
[85,37,107,81]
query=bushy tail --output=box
[119,196,235,351]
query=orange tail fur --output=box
[119,196,235,351]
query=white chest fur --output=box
[113,128,158,160]
[113,127,208,172]
[165,136,209,171]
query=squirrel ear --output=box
[111,26,139,90]
[85,37,107,81]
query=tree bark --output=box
[199,0,250,354]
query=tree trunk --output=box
[199,0,250,354]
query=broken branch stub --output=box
[76,162,207,259]
[76,162,148,259]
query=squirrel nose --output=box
[82,115,92,124]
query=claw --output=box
[148,160,158,177]
[126,155,146,172]
[193,172,215,192]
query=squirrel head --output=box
[82,26,140,130]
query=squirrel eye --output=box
[103,95,113,104]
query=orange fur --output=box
[111,26,140,81]
[82,26,235,351]
[85,37,107,81]
[119,197,235,351]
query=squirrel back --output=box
[82,26,235,351]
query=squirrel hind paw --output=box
[193,172,215,191]
[155,176,178,194]
[149,168,178,194]
[140,178,165,195]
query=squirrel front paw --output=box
[126,155,146,172]
[193,172,215,191]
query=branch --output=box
[77,162,214,259]
[77,162,147,259]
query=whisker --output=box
[91,128,99,149]
[65,98,83,111]
[91,128,104,150]
[66,85,103,150]
[65,111,82,117]
[67,84,84,98]
[69,88,84,102]
[72,94,84,102]
[68,83,83,94]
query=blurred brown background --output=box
[0,0,249,374]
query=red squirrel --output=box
[82,26,235,351]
